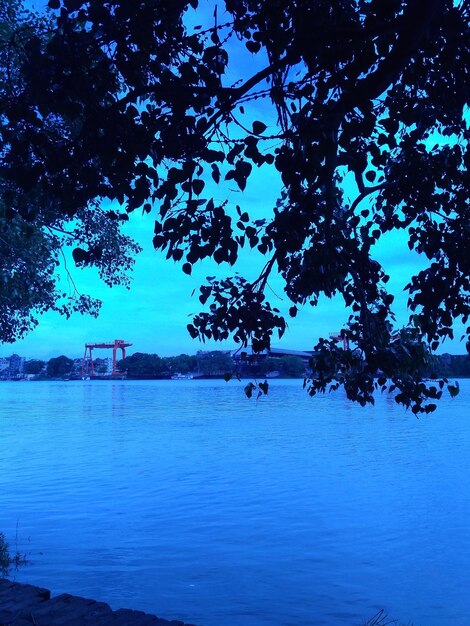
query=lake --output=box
[1,379,469,625]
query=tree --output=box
[47,355,73,378]
[118,352,167,378]
[280,356,305,379]
[1,0,469,412]
[24,359,45,375]
[0,0,141,343]
[196,350,234,376]
[165,353,198,374]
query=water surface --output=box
[1,379,469,625]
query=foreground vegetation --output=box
[1,1,469,411]
[362,610,412,626]
[0,532,27,578]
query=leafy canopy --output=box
[1,0,469,412]
[0,0,141,341]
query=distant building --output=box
[10,354,25,374]
[71,358,82,375]
[0,354,26,379]
[93,357,114,375]
[232,346,314,365]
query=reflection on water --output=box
[1,379,469,626]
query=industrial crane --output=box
[81,339,132,377]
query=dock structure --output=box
[0,579,196,626]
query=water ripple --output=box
[1,379,469,625]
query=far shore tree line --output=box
[118,351,307,379]
[0,350,307,380]
[1,351,469,381]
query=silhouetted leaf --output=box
[252,121,267,134]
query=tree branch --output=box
[350,184,385,214]
[118,56,289,111]
[337,0,446,114]
[252,254,277,293]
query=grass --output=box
[362,609,413,626]
[0,529,28,578]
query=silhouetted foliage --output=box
[119,351,230,377]
[0,0,141,343]
[196,350,233,376]
[236,354,306,378]
[273,356,305,378]
[118,353,166,378]
[165,353,198,374]
[24,359,45,375]
[46,355,73,378]
[1,0,469,411]
[428,354,470,378]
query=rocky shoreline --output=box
[0,579,196,626]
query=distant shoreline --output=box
[2,350,469,381]
[2,374,470,382]
[1,374,307,382]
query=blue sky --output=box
[5,181,464,360]
[2,1,467,360]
